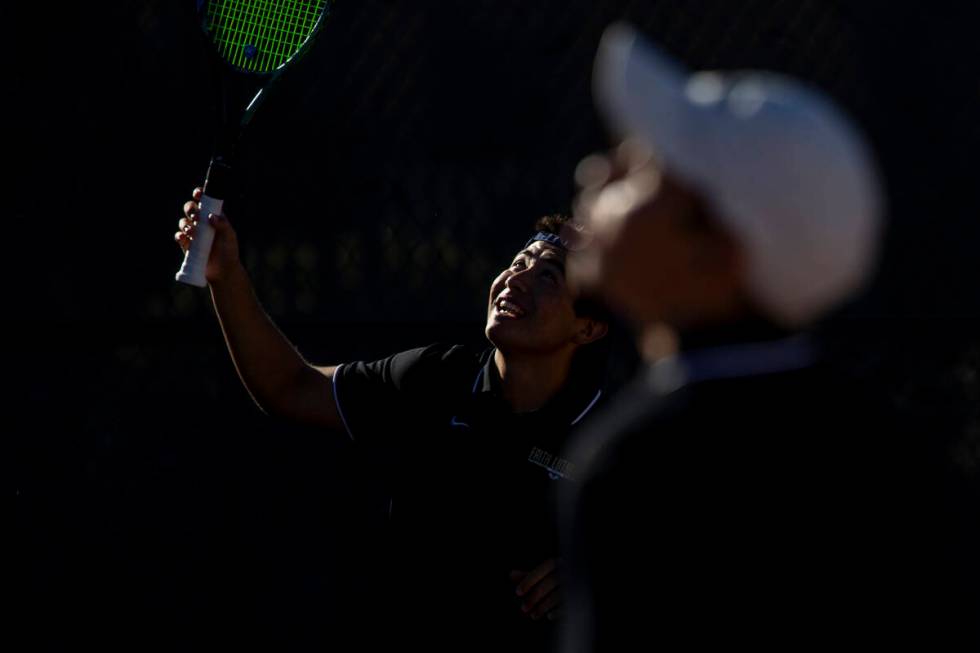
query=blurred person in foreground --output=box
[175,204,622,650]
[557,23,964,649]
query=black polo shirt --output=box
[559,335,968,650]
[333,343,603,651]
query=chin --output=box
[485,319,504,345]
[485,319,520,351]
[488,322,550,358]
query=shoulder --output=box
[390,342,487,387]
[336,342,487,394]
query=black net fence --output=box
[11,0,980,647]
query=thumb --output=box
[207,212,227,229]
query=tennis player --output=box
[175,207,613,651]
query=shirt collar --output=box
[647,333,817,395]
[470,348,603,427]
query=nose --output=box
[505,266,532,293]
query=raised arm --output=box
[175,188,343,430]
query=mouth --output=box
[493,295,528,320]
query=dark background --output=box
[11,1,980,648]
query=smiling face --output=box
[485,240,592,357]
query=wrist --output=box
[209,261,248,291]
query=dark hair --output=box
[533,214,570,238]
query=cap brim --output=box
[594,24,690,155]
[594,24,726,194]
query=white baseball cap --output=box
[593,23,885,327]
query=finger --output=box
[192,187,203,201]
[508,570,526,585]
[516,558,557,598]
[207,212,230,232]
[179,219,198,242]
[530,591,562,621]
[521,574,559,613]
[183,200,200,219]
[175,231,190,252]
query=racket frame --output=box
[176,0,330,287]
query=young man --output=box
[554,23,952,650]
[174,208,610,650]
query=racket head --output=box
[198,0,331,75]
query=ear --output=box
[574,318,609,346]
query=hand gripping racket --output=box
[176,0,331,287]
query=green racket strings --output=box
[206,0,327,73]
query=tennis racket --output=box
[176,0,332,287]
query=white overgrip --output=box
[175,194,224,287]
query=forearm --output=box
[208,263,309,415]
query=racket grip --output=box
[176,159,231,287]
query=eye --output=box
[511,259,527,271]
[541,269,558,283]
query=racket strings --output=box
[206,0,327,73]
